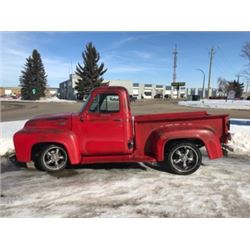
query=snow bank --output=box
[178,100,250,110]
[1,119,250,156]
[228,125,250,156]
[0,96,76,103]
[0,120,27,155]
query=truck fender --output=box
[149,128,223,161]
[15,129,81,164]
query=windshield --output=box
[80,94,91,112]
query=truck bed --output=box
[133,111,229,159]
[134,111,226,123]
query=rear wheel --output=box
[35,144,68,172]
[160,142,202,175]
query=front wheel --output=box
[35,144,68,172]
[159,142,202,175]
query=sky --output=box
[1,31,250,89]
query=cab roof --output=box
[94,85,128,93]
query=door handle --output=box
[112,118,122,122]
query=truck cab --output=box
[14,86,231,175]
[72,86,133,156]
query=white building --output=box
[58,74,191,100]
[58,74,81,99]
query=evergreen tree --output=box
[226,80,244,98]
[20,57,33,100]
[20,49,47,100]
[75,42,107,99]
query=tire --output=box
[160,142,202,175]
[35,144,68,172]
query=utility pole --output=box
[207,47,215,98]
[172,45,178,98]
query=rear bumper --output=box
[222,143,234,156]
[221,132,231,144]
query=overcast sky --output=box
[1,31,250,88]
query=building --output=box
[0,86,58,98]
[58,74,80,99]
[59,74,230,100]
[0,87,21,97]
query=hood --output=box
[24,112,73,129]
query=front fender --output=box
[13,128,80,164]
[149,127,223,161]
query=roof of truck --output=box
[95,85,128,92]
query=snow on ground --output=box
[1,119,250,156]
[178,99,250,110]
[1,155,250,217]
[0,120,27,155]
[0,96,76,103]
[228,125,250,156]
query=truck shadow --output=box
[68,162,147,171]
[49,162,147,179]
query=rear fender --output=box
[149,128,223,161]
[14,128,80,164]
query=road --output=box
[1,99,250,121]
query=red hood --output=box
[24,112,73,129]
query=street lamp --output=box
[196,69,206,99]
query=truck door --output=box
[81,92,130,156]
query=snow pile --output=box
[0,119,250,156]
[0,96,77,103]
[0,120,27,155]
[228,125,250,156]
[38,96,77,103]
[178,100,250,110]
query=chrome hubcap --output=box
[171,145,198,172]
[43,147,67,170]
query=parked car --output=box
[14,86,231,175]
[129,95,137,102]
[154,93,163,99]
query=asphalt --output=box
[1,99,250,121]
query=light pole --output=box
[196,69,206,99]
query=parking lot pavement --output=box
[1,153,250,218]
[1,99,250,121]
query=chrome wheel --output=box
[42,146,67,171]
[170,145,199,173]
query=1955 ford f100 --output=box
[13,86,231,175]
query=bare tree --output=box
[217,77,228,96]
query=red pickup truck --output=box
[14,86,231,175]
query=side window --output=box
[89,93,120,113]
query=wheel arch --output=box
[31,140,80,164]
[152,128,223,161]
[164,138,204,154]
